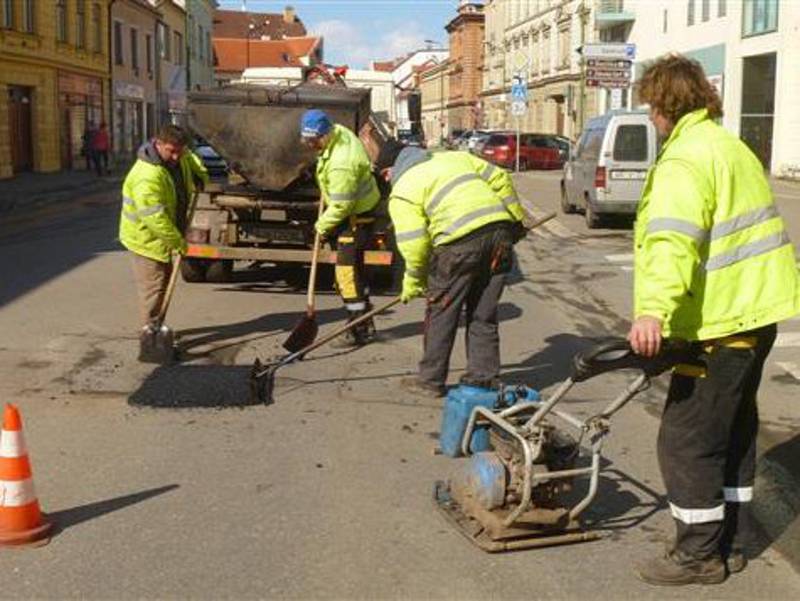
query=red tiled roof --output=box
[372,61,395,72]
[213,9,307,40]
[213,37,320,72]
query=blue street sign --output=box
[511,75,527,102]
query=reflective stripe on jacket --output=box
[634,108,800,340]
[315,124,380,233]
[388,151,525,280]
[119,144,209,263]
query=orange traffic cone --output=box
[0,403,52,547]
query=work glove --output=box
[177,239,189,256]
[401,273,426,304]
[314,220,331,240]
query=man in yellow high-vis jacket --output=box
[119,124,208,357]
[629,55,800,586]
[300,110,381,347]
[375,142,526,397]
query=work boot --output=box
[725,549,747,574]
[400,376,446,398]
[636,549,726,586]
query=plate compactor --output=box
[434,338,688,553]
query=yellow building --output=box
[0,0,111,179]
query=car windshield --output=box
[486,134,510,146]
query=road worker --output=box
[629,54,800,586]
[300,109,381,347]
[119,124,208,360]
[375,141,527,398]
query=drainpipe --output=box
[108,0,116,161]
[578,2,588,134]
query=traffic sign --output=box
[586,59,632,69]
[511,100,527,116]
[511,74,528,102]
[586,78,630,89]
[586,68,630,79]
[581,43,636,60]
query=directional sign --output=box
[581,43,636,60]
[586,59,632,69]
[586,68,630,79]
[586,78,630,89]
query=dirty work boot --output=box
[725,550,747,574]
[636,549,726,586]
[400,376,446,398]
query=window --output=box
[2,0,13,30]
[130,28,139,71]
[92,4,101,52]
[174,31,183,66]
[76,0,86,48]
[687,0,695,26]
[663,9,668,33]
[718,0,727,17]
[158,22,170,61]
[56,0,67,42]
[613,125,648,161]
[113,21,123,65]
[742,0,778,37]
[702,0,710,21]
[146,34,153,73]
[21,0,34,33]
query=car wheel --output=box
[584,201,601,229]
[205,259,233,283]
[560,184,576,214]
[180,258,209,283]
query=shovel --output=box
[139,191,200,364]
[282,198,326,352]
[251,296,403,404]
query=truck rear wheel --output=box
[180,258,209,283]
[206,259,233,283]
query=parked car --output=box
[398,130,425,148]
[446,129,466,149]
[480,132,564,170]
[193,141,228,180]
[560,110,657,228]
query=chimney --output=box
[283,6,295,24]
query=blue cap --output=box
[300,109,333,138]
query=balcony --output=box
[596,0,635,29]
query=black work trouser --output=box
[419,223,514,388]
[658,324,777,559]
[333,216,374,312]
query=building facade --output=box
[627,0,800,177]
[0,0,111,178]
[446,2,486,132]
[153,0,187,124]
[419,61,451,145]
[177,0,215,91]
[482,0,600,140]
[112,0,160,162]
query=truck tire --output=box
[180,258,209,283]
[205,259,233,283]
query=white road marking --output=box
[605,253,634,263]
[775,333,800,348]
[775,361,800,381]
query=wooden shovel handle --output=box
[306,197,326,312]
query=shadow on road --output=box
[48,484,179,534]
[584,467,667,533]
[501,332,594,389]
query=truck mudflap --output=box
[186,244,394,266]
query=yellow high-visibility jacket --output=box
[388,149,525,283]
[119,142,208,263]
[315,124,380,233]
[634,108,800,340]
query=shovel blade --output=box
[138,326,176,364]
[249,359,276,405]
[282,314,319,353]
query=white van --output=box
[560,110,658,228]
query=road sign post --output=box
[510,73,528,173]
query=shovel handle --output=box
[524,211,557,232]
[306,198,326,311]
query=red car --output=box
[480,132,564,170]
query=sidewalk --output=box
[0,169,123,218]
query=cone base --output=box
[0,516,52,548]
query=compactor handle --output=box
[571,338,692,382]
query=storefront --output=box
[113,81,146,160]
[58,72,104,171]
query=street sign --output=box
[610,88,623,110]
[511,100,527,116]
[581,43,636,60]
[511,74,528,103]
[586,59,632,69]
[586,68,630,79]
[586,78,630,89]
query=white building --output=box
[371,48,449,134]
[625,0,800,178]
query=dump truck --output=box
[182,80,395,284]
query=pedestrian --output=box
[375,141,527,397]
[629,54,800,586]
[299,109,382,347]
[92,122,110,176]
[119,124,209,359]
[81,121,97,172]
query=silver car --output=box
[560,110,658,228]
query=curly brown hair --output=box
[637,54,722,124]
